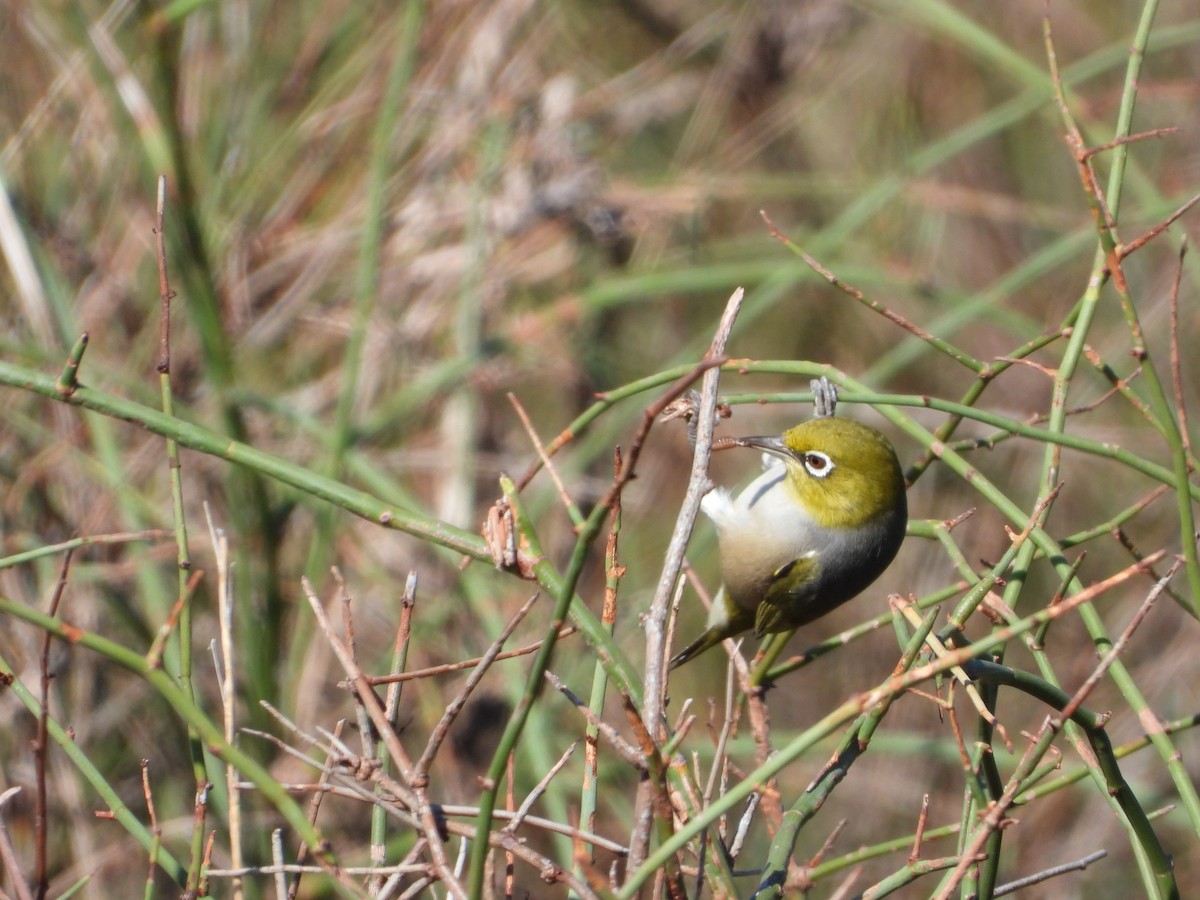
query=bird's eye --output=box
[802,451,834,478]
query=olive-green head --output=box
[733,417,905,531]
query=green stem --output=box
[753,608,939,896]
[0,651,187,889]
[0,358,644,710]
[55,333,88,396]
[964,660,1177,899]
[724,385,1200,506]
[0,595,335,869]
[572,487,622,895]
[620,585,1119,897]
[464,475,618,896]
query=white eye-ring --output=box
[802,451,834,478]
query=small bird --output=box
[671,415,907,669]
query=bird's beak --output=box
[728,435,790,458]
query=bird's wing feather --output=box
[755,551,820,637]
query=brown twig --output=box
[788,818,847,892]
[744,685,783,833]
[694,657,743,900]
[896,597,1011,751]
[948,484,1063,630]
[338,574,358,666]
[253,705,353,773]
[154,175,175,374]
[504,741,579,834]
[302,576,463,898]
[993,849,1108,895]
[1044,14,1123,290]
[415,592,540,777]
[1081,127,1179,161]
[255,720,417,833]
[1110,526,1188,609]
[671,697,694,740]
[760,210,973,369]
[1168,237,1192,457]
[384,571,418,713]
[664,714,697,757]
[873,551,1166,711]
[371,572,418,890]
[144,569,205,670]
[287,719,345,900]
[1116,190,1200,262]
[603,446,625,634]
[909,794,931,864]
[505,752,515,900]
[935,561,1177,899]
[662,571,688,676]
[141,761,162,899]
[269,761,615,896]
[602,354,729,515]
[671,561,707,664]
[508,392,579,522]
[367,625,577,685]
[702,658,740,814]
[545,671,645,770]
[0,788,33,900]
[580,445,626,863]
[180,782,211,900]
[621,694,688,900]
[236,755,631,862]
[1060,560,1179,722]
[330,571,374,762]
[946,690,973,775]
[826,865,862,900]
[1078,346,1154,420]
[513,356,726,495]
[198,831,216,899]
[1061,362,1139,418]
[573,831,614,897]
[629,287,744,875]
[807,818,848,871]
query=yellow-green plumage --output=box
[671,416,906,669]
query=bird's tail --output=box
[669,628,727,670]
[669,591,754,669]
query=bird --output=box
[670,415,907,669]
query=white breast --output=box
[701,463,828,611]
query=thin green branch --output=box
[753,607,940,896]
[962,660,1177,899]
[0,652,187,890]
[620,556,1158,897]
[55,333,88,396]
[0,595,337,872]
[465,473,619,896]
[723,383,1199,504]
[1038,1,1200,853]
[153,174,205,897]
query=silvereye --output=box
[671,416,907,669]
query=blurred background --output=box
[1,1,1199,896]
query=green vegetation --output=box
[1,1,1198,897]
